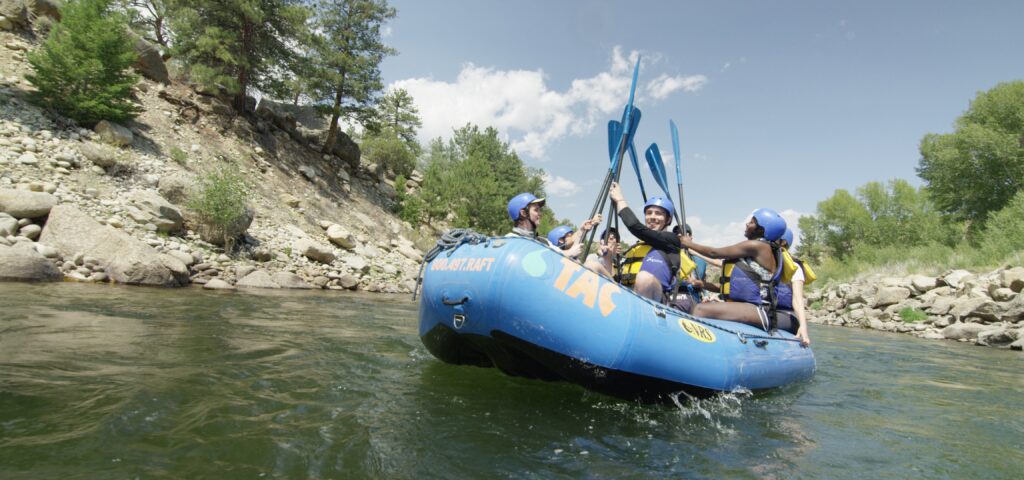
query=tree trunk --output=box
[322,71,347,153]
[234,18,255,112]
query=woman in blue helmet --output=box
[507,192,600,259]
[775,228,812,345]
[678,208,787,331]
[586,181,681,303]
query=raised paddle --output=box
[644,143,683,228]
[670,120,687,232]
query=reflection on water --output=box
[0,282,1021,479]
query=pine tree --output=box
[377,88,421,153]
[306,0,396,154]
[26,0,141,126]
[168,0,308,111]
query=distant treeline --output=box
[797,81,1024,279]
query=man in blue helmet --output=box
[507,192,600,259]
[678,208,787,331]
[586,181,681,303]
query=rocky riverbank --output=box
[0,27,431,294]
[806,267,1024,351]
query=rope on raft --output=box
[411,229,490,301]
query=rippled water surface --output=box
[1,283,1021,479]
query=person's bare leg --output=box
[634,271,663,303]
[584,258,613,278]
[691,301,763,328]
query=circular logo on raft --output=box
[679,319,717,343]
[521,250,548,278]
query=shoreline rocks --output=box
[808,267,1024,351]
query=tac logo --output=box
[552,258,622,317]
[679,318,716,343]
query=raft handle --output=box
[653,307,666,318]
[443,295,470,306]
[754,340,768,348]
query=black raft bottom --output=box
[421,324,717,403]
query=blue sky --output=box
[378,0,1024,246]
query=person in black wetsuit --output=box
[585,181,680,303]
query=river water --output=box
[0,283,1021,479]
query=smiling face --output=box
[644,206,670,231]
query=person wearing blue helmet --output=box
[507,192,547,239]
[585,181,681,303]
[678,208,787,331]
[774,228,814,345]
[507,192,601,259]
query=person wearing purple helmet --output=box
[678,208,787,331]
[586,181,681,303]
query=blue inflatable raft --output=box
[417,234,815,401]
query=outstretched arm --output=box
[679,237,762,261]
[792,279,810,346]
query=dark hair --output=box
[601,227,619,241]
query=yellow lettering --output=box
[679,319,716,343]
[484,258,495,271]
[565,270,600,308]
[597,282,621,317]
[432,258,447,270]
[553,257,581,291]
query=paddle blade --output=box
[626,57,641,113]
[628,141,647,201]
[670,120,682,185]
[608,120,622,161]
[644,143,671,196]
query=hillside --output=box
[0,28,432,293]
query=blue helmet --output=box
[751,208,786,241]
[507,193,545,221]
[643,196,675,225]
[547,225,574,246]
[780,228,794,248]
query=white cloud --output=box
[544,173,581,198]
[646,73,708,99]
[390,46,706,159]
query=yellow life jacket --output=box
[619,242,696,286]
[780,249,817,286]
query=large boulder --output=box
[295,238,335,264]
[909,275,938,294]
[940,270,973,289]
[128,190,183,233]
[128,31,169,84]
[941,322,988,341]
[0,0,29,30]
[236,269,280,289]
[94,120,134,147]
[325,224,355,250]
[976,326,1015,347]
[872,287,911,308]
[0,189,57,218]
[189,205,255,247]
[157,171,197,205]
[0,212,17,236]
[78,141,121,169]
[38,205,189,286]
[329,131,361,169]
[999,267,1024,293]
[0,244,61,282]
[272,272,314,289]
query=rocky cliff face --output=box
[807,267,1024,350]
[0,30,428,294]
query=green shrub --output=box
[26,0,140,126]
[362,130,416,178]
[809,300,823,311]
[978,190,1024,263]
[898,307,928,323]
[170,147,188,165]
[187,167,250,249]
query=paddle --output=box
[584,57,642,257]
[670,120,687,231]
[644,143,683,228]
